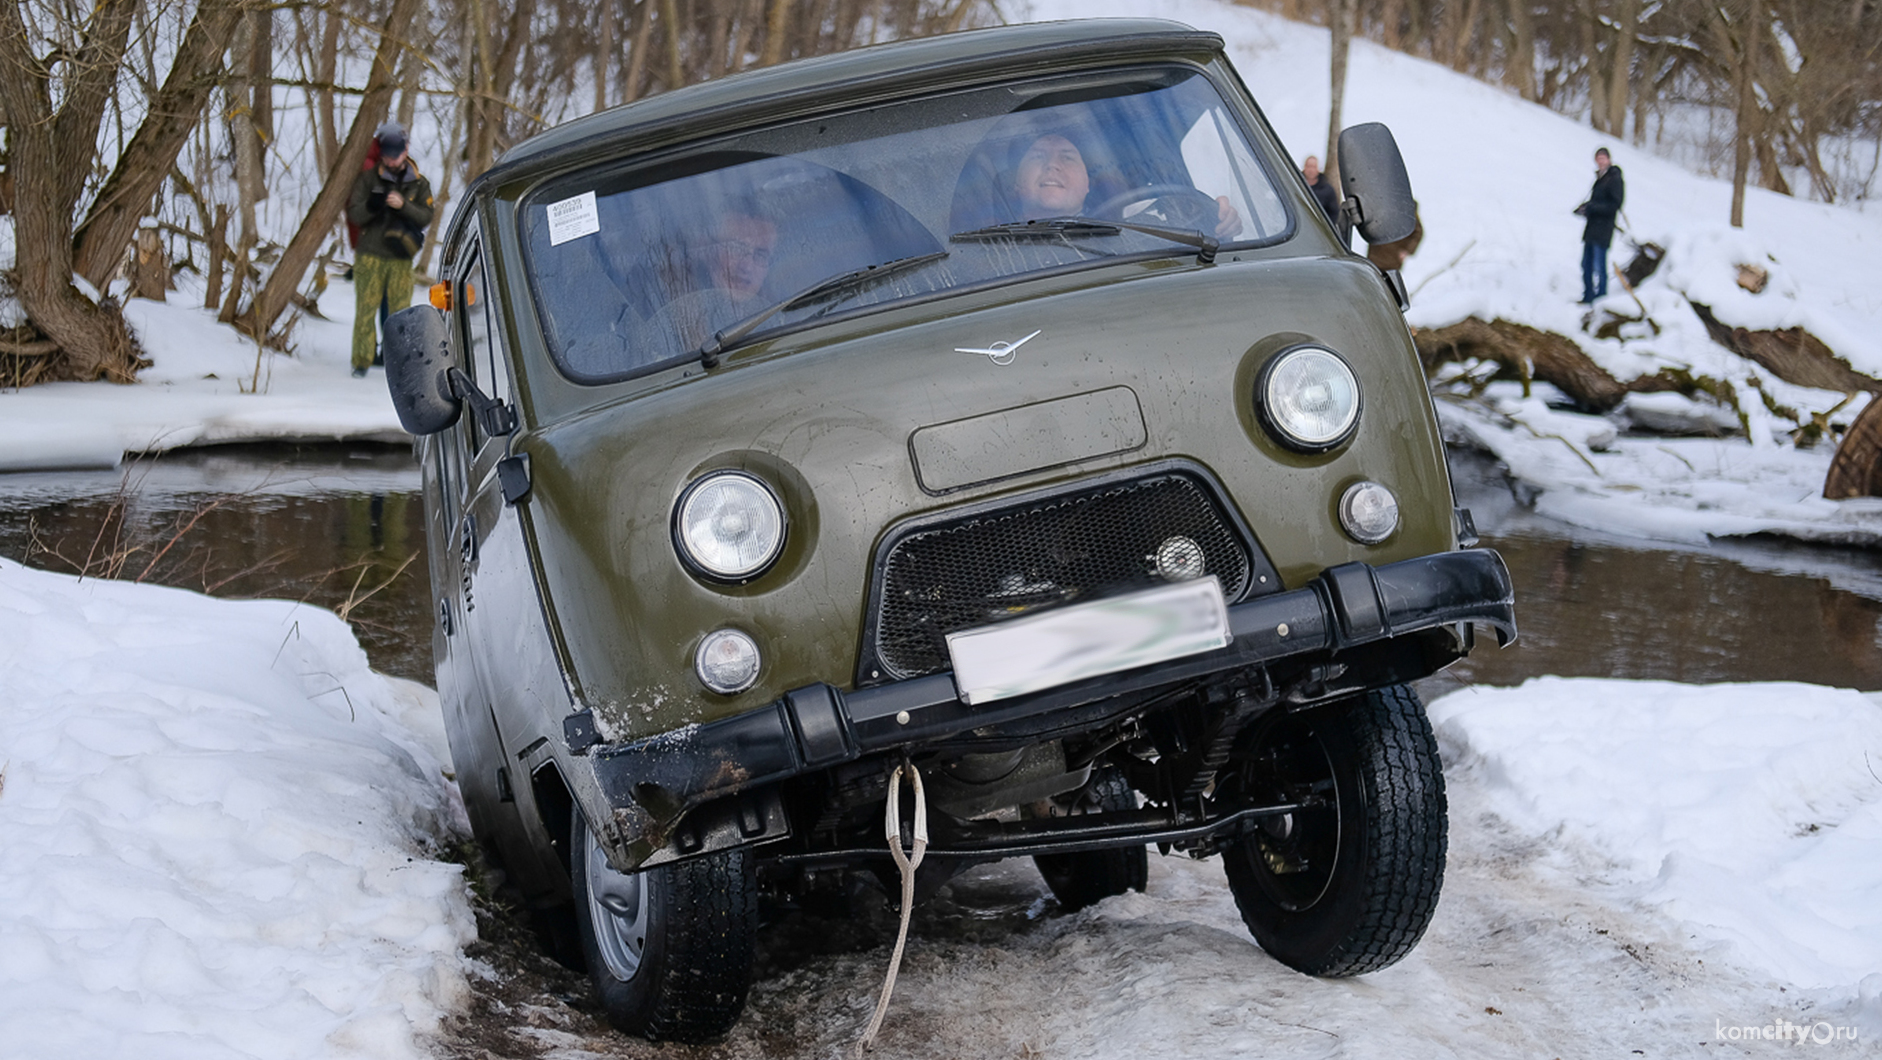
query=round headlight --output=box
[1258,346,1361,451]
[1339,481,1400,544]
[674,471,785,581]
[696,628,762,694]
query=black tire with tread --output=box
[1222,683,1447,977]
[1034,765,1149,911]
[570,811,757,1042]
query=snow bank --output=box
[0,558,473,1060]
[0,274,411,473]
[1430,677,1882,1003]
[1437,382,1882,545]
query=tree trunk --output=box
[1606,0,1637,139]
[418,89,468,277]
[244,0,423,339]
[1585,0,1610,134]
[72,0,243,292]
[130,229,168,301]
[250,6,274,162]
[761,0,793,66]
[661,0,686,90]
[706,0,731,78]
[1447,0,1480,71]
[396,45,422,129]
[1505,0,1537,101]
[205,204,230,311]
[1378,0,1402,50]
[1729,1,1759,227]
[1325,0,1351,193]
[467,0,497,174]
[727,0,758,73]
[316,0,342,172]
[595,2,613,110]
[624,0,653,100]
[0,0,147,382]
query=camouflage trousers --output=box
[351,252,414,371]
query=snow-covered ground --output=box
[0,558,472,1060]
[3,1,1882,1057]
[0,273,410,473]
[4,554,1879,1057]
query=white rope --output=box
[859,760,926,1052]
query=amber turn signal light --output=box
[429,282,451,310]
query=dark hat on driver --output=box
[375,120,408,156]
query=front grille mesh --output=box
[872,475,1251,679]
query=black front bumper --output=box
[580,548,1515,828]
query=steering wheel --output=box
[1090,183,1221,231]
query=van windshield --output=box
[520,66,1291,383]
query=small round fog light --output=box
[1338,481,1400,544]
[1154,535,1207,581]
[695,629,761,694]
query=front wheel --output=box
[1221,683,1447,977]
[570,809,757,1041]
[1033,765,1147,911]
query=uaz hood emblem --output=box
[954,329,1041,366]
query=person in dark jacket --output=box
[1303,155,1340,225]
[346,121,434,377]
[1574,147,1624,304]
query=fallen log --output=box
[1689,302,1882,396]
[1824,397,1882,499]
[1412,317,1629,410]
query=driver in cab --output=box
[1012,131,1243,240]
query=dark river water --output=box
[0,444,434,683]
[1,444,1878,692]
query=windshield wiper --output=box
[949,216,1219,265]
[951,218,1121,239]
[697,250,949,369]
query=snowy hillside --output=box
[1021,0,1882,546]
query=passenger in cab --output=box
[653,206,779,350]
[1008,130,1242,240]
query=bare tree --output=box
[72,0,244,292]
[1325,0,1353,189]
[0,0,144,381]
[244,0,424,339]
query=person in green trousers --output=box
[347,122,434,377]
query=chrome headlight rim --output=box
[671,469,787,583]
[1255,344,1363,453]
[1338,480,1401,544]
[695,627,763,695]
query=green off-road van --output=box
[384,18,1516,1042]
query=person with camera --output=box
[346,121,434,377]
[1573,147,1625,305]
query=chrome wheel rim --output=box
[584,823,650,981]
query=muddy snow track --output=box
[439,728,1861,1060]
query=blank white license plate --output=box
[946,577,1231,706]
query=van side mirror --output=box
[1337,123,1418,246]
[383,305,461,436]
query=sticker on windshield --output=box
[546,191,600,246]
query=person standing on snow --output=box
[1574,147,1624,305]
[1302,155,1340,225]
[346,121,434,378]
